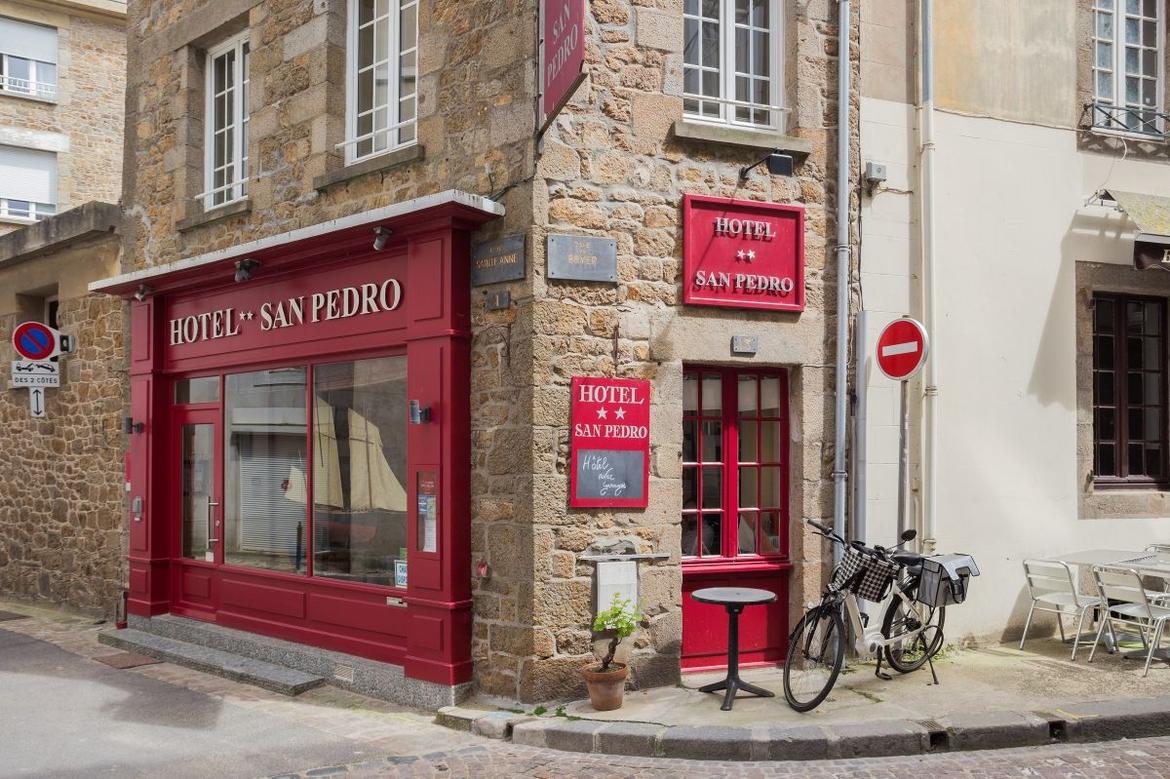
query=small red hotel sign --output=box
[570,376,650,509]
[682,194,805,312]
[539,0,586,133]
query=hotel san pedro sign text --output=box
[168,277,402,346]
[682,194,806,312]
[570,376,650,509]
[539,0,585,132]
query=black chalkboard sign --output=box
[574,449,645,501]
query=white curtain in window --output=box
[0,17,57,63]
[0,145,56,204]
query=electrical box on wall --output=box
[594,560,638,612]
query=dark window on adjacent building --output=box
[682,368,787,560]
[1093,294,1168,486]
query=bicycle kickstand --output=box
[873,651,893,681]
[926,651,940,685]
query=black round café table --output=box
[691,587,777,711]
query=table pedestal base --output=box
[699,603,775,711]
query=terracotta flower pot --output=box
[582,662,628,711]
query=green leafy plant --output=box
[591,593,642,672]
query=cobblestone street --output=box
[2,606,1170,778]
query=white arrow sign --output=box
[11,360,59,388]
[29,387,46,418]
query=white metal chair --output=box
[1088,565,1170,676]
[1020,559,1108,660]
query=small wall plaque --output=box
[485,290,511,311]
[731,335,759,355]
[547,234,618,283]
[472,234,526,286]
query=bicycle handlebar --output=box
[805,519,897,563]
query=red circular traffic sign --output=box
[876,317,929,381]
[12,321,58,361]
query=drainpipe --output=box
[919,0,938,553]
[832,0,852,550]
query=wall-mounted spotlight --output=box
[133,284,153,302]
[122,416,145,434]
[739,148,794,181]
[373,226,392,251]
[409,399,432,424]
[234,258,260,283]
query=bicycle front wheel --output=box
[882,583,946,673]
[783,606,846,712]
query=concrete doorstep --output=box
[434,643,1170,761]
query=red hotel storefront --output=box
[92,192,502,693]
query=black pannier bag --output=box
[917,554,979,607]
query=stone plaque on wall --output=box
[471,234,526,286]
[547,234,617,282]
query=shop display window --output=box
[682,368,787,561]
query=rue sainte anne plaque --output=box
[471,234,526,286]
[570,376,650,509]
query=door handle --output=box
[207,496,221,545]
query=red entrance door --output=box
[172,402,225,617]
[680,368,791,670]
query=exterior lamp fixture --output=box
[122,416,145,434]
[739,149,794,181]
[373,226,392,251]
[133,284,152,302]
[409,399,432,424]
[234,258,260,282]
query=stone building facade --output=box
[105,0,853,704]
[0,0,127,616]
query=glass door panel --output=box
[181,423,217,562]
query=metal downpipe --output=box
[919,0,938,553]
[832,0,852,552]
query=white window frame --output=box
[1092,0,1166,136]
[201,32,250,210]
[0,54,57,99]
[683,0,784,131]
[342,0,419,165]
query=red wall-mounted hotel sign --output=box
[539,0,586,134]
[682,194,805,312]
[570,376,650,509]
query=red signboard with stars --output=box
[682,194,805,312]
[570,376,651,509]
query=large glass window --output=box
[1093,294,1168,486]
[1092,0,1164,134]
[683,0,781,129]
[683,369,787,560]
[312,356,408,586]
[204,33,250,209]
[346,0,418,162]
[0,16,57,99]
[224,368,309,573]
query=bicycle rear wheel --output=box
[783,606,846,712]
[882,582,946,673]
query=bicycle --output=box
[782,519,946,712]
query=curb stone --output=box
[436,696,1170,761]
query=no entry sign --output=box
[876,317,929,381]
[12,321,61,361]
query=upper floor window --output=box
[203,33,250,209]
[683,0,782,130]
[1092,0,1165,135]
[345,0,418,163]
[0,145,57,222]
[0,16,58,100]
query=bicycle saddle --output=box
[891,550,924,569]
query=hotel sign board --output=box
[682,194,805,312]
[539,0,586,134]
[570,376,650,509]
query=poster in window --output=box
[570,376,651,509]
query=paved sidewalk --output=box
[440,638,1170,761]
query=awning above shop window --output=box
[1104,189,1170,270]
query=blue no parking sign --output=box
[12,322,61,361]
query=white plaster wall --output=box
[860,97,1170,643]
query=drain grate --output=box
[333,663,355,683]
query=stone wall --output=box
[0,1,126,236]
[0,234,127,616]
[469,0,858,701]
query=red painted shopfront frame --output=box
[120,203,495,687]
[680,366,792,671]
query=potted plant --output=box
[582,593,641,711]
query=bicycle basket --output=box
[916,554,980,608]
[830,547,898,603]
